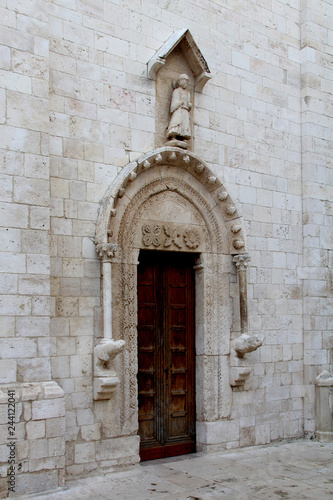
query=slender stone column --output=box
[233,253,251,335]
[96,242,118,342]
[102,260,112,341]
[94,243,125,400]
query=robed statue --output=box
[166,73,192,145]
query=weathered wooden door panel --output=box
[137,251,196,461]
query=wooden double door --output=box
[137,251,196,461]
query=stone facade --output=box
[0,0,332,496]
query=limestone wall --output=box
[300,0,333,436]
[0,0,332,494]
[0,1,67,496]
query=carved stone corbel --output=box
[230,254,263,387]
[93,339,125,400]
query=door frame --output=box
[137,250,197,460]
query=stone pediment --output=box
[147,28,211,91]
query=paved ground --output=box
[22,439,333,500]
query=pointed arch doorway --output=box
[95,147,249,463]
[137,250,196,461]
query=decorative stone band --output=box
[142,223,201,250]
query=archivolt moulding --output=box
[95,146,247,257]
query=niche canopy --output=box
[147,28,211,92]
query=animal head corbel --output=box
[234,334,263,358]
[94,339,125,374]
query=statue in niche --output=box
[166,73,192,148]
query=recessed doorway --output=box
[137,250,196,461]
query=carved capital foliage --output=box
[233,253,251,271]
[96,242,118,261]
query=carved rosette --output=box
[183,228,201,249]
[142,224,161,247]
[164,224,182,248]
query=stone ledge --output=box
[0,382,64,403]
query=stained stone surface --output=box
[18,440,333,500]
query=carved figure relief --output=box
[166,74,192,149]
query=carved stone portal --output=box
[95,147,259,453]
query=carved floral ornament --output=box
[142,224,201,250]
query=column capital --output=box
[96,242,118,261]
[233,253,251,271]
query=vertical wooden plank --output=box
[138,251,196,461]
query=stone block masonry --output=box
[0,382,65,498]
[0,0,332,496]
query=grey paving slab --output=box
[18,439,333,500]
